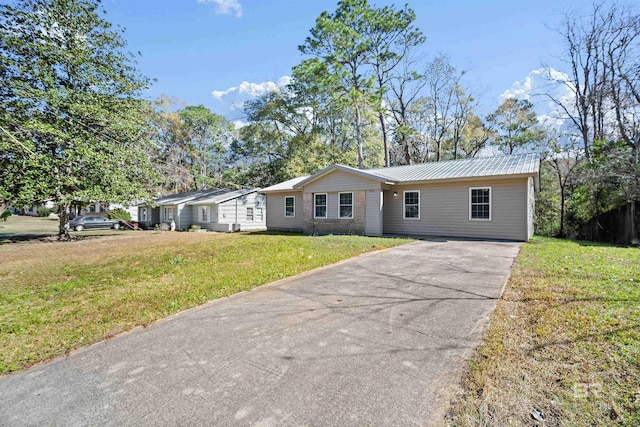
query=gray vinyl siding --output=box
[365,190,383,236]
[527,176,535,239]
[303,170,382,193]
[190,204,219,230]
[217,192,266,230]
[176,203,191,231]
[266,192,304,231]
[383,178,529,241]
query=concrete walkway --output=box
[0,239,521,426]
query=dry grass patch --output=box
[0,231,412,375]
[447,237,640,426]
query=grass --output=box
[0,231,412,376]
[0,215,60,234]
[447,237,640,426]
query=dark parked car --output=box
[69,215,122,232]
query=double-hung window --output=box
[140,208,148,222]
[339,192,353,219]
[403,191,420,219]
[284,196,295,217]
[163,207,174,221]
[199,206,210,222]
[314,193,327,218]
[246,207,254,221]
[470,187,491,220]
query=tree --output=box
[0,0,158,239]
[537,126,583,236]
[362,3,425,167]
[297,0,378,169]
[487,98,542,154]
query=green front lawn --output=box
[448,237,640,426]
[0,231,412,375]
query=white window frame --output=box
[140,207,148,222]
[284,196,295,217]
[314,193,328,219]
[246,207,254,222]
[256,208,263,222]
[403,190,420,220]
[469,187,492,221]
[163,206,174,221]
[198,206,210,222]
[338,192,354,219]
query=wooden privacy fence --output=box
[580,201,640,245]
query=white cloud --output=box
[208,76,293,120]
[197,0,242,18]
[212,76,292,101]
[501,67,576,130]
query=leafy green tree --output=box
[297,0,383,169]
[487,98,543,155]
[0,0,158,239]
[362,3,424,167]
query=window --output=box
[256,208,263,222]
[470,187,491,220]
[403,191,420,219]
[163,207,174,221]
[140,208,148,222]
[199,206,210,222]
[284,196,295,217]
[314,193,327,218]
[246,207,254,221]
[339,192,353,219]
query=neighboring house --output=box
[260,153,540,241]
[138,188,265,232]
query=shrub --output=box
[108,208,131,222]
[1,210,11,221]
[37,207,51,217]
[189,224,201,231]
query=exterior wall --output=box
[527,177,535,239]
[188,193,266,232]
[265,192,304,232]
[302,190,366,235]
[190,204,219,231]
[303,170,382,193]
[365,190,383,236]
[176,203,190,230]
[298,169,382,235]
[382,177,529,241]
[217,192,266,231]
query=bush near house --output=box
[37,207,51,217]
[108,208,131,222]
[0,210,11,221]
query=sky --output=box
[99,0,589,123]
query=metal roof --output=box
[260,176,309,192]
[154,188,229,205]
[260,154,539,192]
[368,153,540,182]
[188,188,259,205]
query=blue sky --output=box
[102,0,583,122]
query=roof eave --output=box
[393,172,539,186]
[292,164,390,189]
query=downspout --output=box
[235,198,238,231]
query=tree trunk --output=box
[355,104,364,169]
[378,112,390,168]
[403,134,412,165]
[58,202,72,241]
[559,180,566,238]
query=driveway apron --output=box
[0,239,521,426]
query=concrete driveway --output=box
[0,239,521,426]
